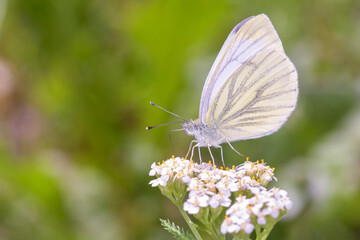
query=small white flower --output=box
[183,194,209,214]
[262,171,276,182]
[184,197,200,214]
[149,174,169,187]
[243,222,255,234]
[180,174,191,184]
[187,181,208,197]
[198,194,210,207]
[220,216,241,234]
[270,188,292,211]
[257,215,267,225]
[220,213,254,235]
[283,198,293,210]
[209,191,231,208]
[149,179,158,187]
[149,162,161,176]
[227,181,240,192]
[270,208,280,218]
[198,171,212,181]
[173,167,193,183]
[220,195,255,234]
[160,167,173,177]
[240,161,256,175]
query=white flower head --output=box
[149,156,292,236]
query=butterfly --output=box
[148,14,298,165]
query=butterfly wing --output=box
[206,49,298,142]
[199,14,285,122]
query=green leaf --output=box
[160,218,196,240]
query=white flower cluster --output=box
[149,157,195,187]
[220,188,292,234]
[149,156,291,235]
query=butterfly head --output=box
[182,118,204,136]
[182,120,195,136]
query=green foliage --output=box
[160,218,195,240]
[0,0,359,239]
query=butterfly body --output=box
[182,119,223,147]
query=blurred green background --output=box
[0,0,359,239]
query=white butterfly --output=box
[150,14,298,165]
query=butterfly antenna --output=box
[149,102,188,122]
[146,122,184,130]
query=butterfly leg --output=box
[198,146,202,162]
[219,145,225,167]
[207,146,215,165]
[190,143,200,161]
[185,140,197,159]
[225,139,245,157]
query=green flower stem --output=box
[196,207,221,240]
[206,216,221,240]
[212,222,224,240]
[163,192,202,239]
[199,208,219,240]
[256,212,286,240]
[212,226,222,240]
[256,222,276,240]
[176,204,203,240]
[255,224,261,238]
